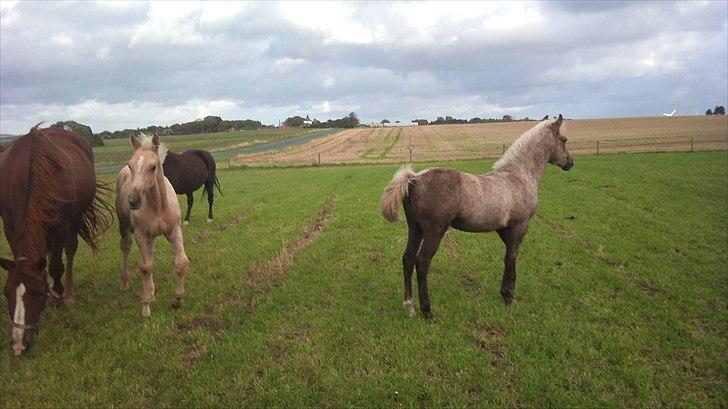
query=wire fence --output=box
[231,134,728,167]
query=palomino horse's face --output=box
[0,257,47,356]
[127,134,162,210]
[547,114,574,171]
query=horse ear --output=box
[130,134,141,151]
[542,115,549,121]
[151,133,160,148]
[550,114,563,132]
[0,257,14,271]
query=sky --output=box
[1,0,727,134]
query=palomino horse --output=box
[381,115,573,320]
[116,133,190,317]
[0,126,111,356]
[162,149,221,225]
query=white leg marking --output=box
[206,218,212,223]
[403,299,416,317]
[12,283,26,342]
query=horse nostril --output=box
[129,198,141,210]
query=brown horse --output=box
[116,133,190,317]
[381,115,573,320]
[162,149,221,225]
[0,126,111,355]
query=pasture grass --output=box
[0,151,726,408]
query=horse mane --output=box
[17,126,71,258]
[4,126,112,259]
[492,118,556,171]
[138,133,167,163]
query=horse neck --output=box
[494,137,551,187]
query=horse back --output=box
[163,150,212,194]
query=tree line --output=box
[705,105,726,115]
[283,112,360,128]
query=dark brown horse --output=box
[162,149,221,225]
[0,126,111,356]
[381,115,573,320]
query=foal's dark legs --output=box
[497,222,528,305]
[416,229,446,320]
[184,192,194,225]
[402,219,423,317]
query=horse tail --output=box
[380,164,417,223]
[77,181,114,253]
[190,150,222,199]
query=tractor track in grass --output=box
[187,203,261,245]
[174,196,336,365]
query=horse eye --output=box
[151,165,156,172]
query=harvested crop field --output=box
[235,116,728,166]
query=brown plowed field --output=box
[235,116,728,166]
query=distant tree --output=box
[714,105,726,115]
[706,109,713,115]
[413,119,429,125]
[284,116,305,127]
[50,120,103,147]
[470,117,482,123]
[502,115,513,122]
[381,119,390,124]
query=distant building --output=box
[369,121,418,128]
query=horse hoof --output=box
[502,295,514,305]
[423,310,435,321]
[171,298,182,309]
[183,221,190,226]
[64,296,76,305]
[141,304,151,317]
[403,300,416,317]
[120,283,129,291]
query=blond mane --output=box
[137,133,167,163]
[492,118,556,171]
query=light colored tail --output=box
[380,165,417,222]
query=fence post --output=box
[691,138,694,152]
[596,140,600,155]
[409,148,412,163]
[502,144,505,154]
[318,153,321,166]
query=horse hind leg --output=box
[402,208,422,317]
[183,193,193,226]
[167,225,190,309]
[415,229,446,320]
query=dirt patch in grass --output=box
[175,196,336,365]
[188,203,261,245]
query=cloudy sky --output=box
[1,1,726,134]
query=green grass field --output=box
[1,151,726,407]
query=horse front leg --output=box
[135,234,156,317]
[63,231,79,303]
[166,225,190,309]
[119,222,132,290]
[47,238,65,306]
[497,222,528,305]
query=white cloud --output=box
[49,33,75,48]
[95,45,111,60]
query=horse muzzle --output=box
[561,157,574,171]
